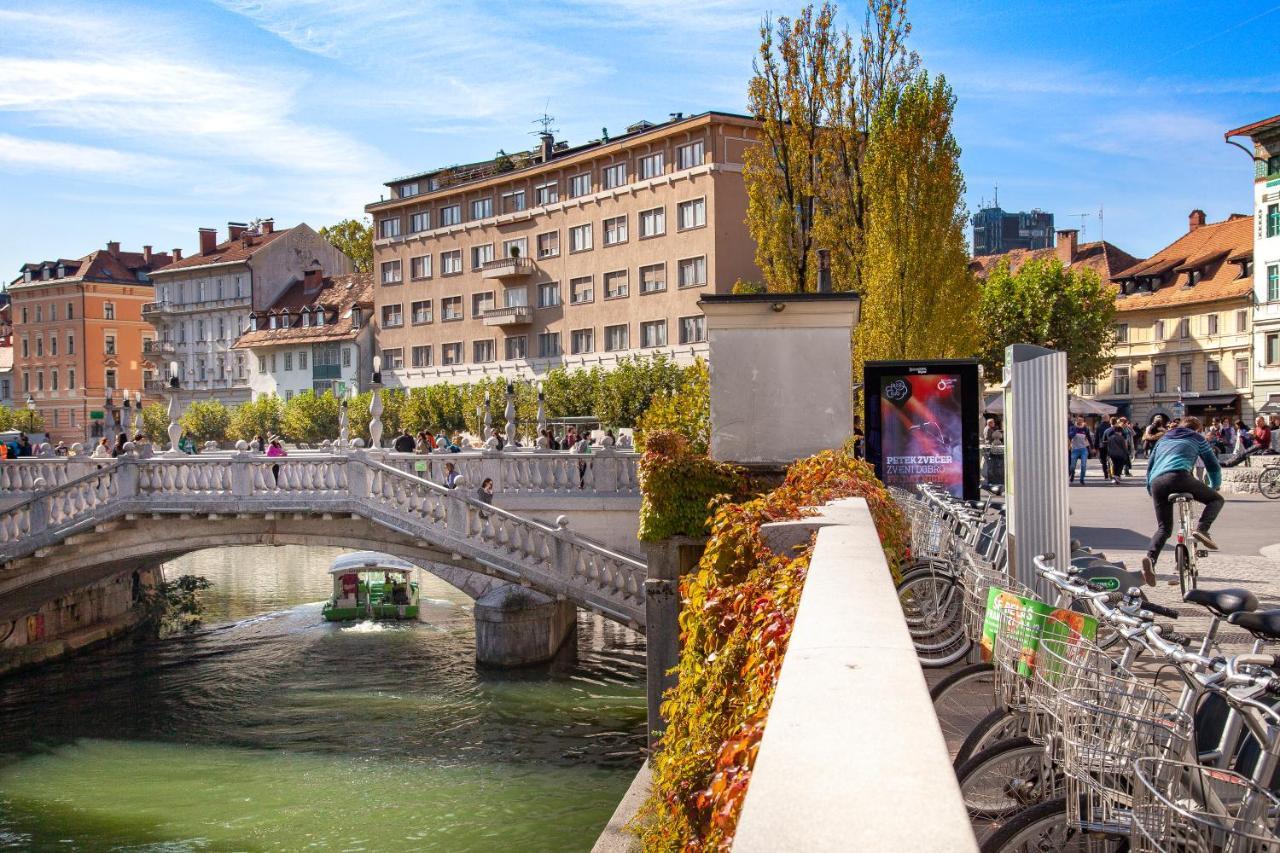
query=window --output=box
[473,339,496,363]
[1178,317,1190,339]
[442,296,463,321]
[640,151,665,180]
[381,259,402,285]
[603,163,627,189]
[570,276,594,304]
[284,390,294,402]
[679,257,707,292]
[677,198,706,230]
[639,263,666,294]
[442,342,463,365]
[531,230,560,260]
[677,140,704,170]
[1179,361,1192,392]
[1206,359,1220,391]
[299,351,307,370]
[1237,357,1249,388]
[1269,265,1279,302]
[34,336,42,357]
[1080,378,1096,396]
[679,315,706,344]
[1269,154,1280,177]
[441,250,463,275]
[569,223,593,253]
[1112,366,1129,395]
[410,255,432,279]
[381,348,405,369]
[50,369,58,391]
[1268,333,1280,366]
[603,215,628,246]
[604,323,629,352]
[535,182,559,206]
[1207,313,1218,336]
[640,319,667,348]
[20,337,27,358]
[1114,323,1129,343]
[471,198,493,220]
[604,270,629,299]
[472,292,495,317]
[381,304,404,328]
[270,353,277,372]
[537,331,561,358]
[412,345,433,368]
[502,238,527,259]
[104,334,116,355]
[1239,309,1250,332]
[1153,363,1167,394]
[471,243,494,270]
[105,368,117,390]
[440,204,461,226]
[103,302,115,320]
[35,306,42,323]
[259,355,267,374]
[67,333,75,355]
[49,335,57,356]
[284,352,293,371]
[49,304,57,321]
[639,206,666,238]
[501,190,526,213]
[1268,203,1280,238]
[538,282,561,308]
[1153,320,1165,341]
[378,217,401,239]
[411,300,433,325]
[503,286,528,308]
[505,335,528,360]
[410,212,431,233]
[569,172,592,198]
[399,182,419,198]
[571,328,594,354]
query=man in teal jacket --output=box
[1143,416,1223,585]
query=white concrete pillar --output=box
[473,584,576,666]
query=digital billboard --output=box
[864,360,980,500]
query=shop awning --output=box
[1259,394,1280,414]
[1182,394,1239,410]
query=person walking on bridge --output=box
[1142,415,1222,586]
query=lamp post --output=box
[24,393,37,436]
[504,381,517,446]
[120,388,133,437]
[368,354,384,449]
[166,360,184,455]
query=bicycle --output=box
[1169,493,1208,597]
[1258,463,1280,500]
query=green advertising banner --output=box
[979,586,1098,678]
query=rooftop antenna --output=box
[1068,212,1091,242]
[993,184,999,208]
[532,105,557,137]
[1098,204,1104,242]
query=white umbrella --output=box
[1069,396,1117,416]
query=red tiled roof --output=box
[1110,216,1253,312]
[233,272,373,349]
[8,247,173,288]
[970,239,1144,282]
[1225,114,1280,139]
[156,227,291,273]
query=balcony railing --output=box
[142,296,251,316]
[480,256,535,280]
[481,305,533,327]
[143,340,176,355]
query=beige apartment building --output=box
[365,112,762,385]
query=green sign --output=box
[90,411,104,420]
[414,461,427,473]
[979,586,1098,678]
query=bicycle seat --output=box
[1168,492,1195,503]
[1184,587,1258,618]
[1228,610,1280,640]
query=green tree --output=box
[179,400,230,445]
[635,360,710,454]
[977,257,1118,387]
[854,70,978,375]
[280,391,340,444]
[318,218,373,273]
[0,406,13,432]
[12,408,45,434]
[229,395,284,441]
[139,402,170,442]
[596,356,685,428]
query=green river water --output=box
[0,546,647,851]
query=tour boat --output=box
[322,551,420,622]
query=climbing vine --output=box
[637,432,748,542]
[636,443,908,849]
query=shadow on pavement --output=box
[1070,526,1150,550]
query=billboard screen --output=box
[864,360,980,500]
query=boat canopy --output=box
[328,551,417,575]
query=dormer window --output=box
[269,315,278,329]
[1241,259,1253,278]
[400,182,420,198]
[56,265,65,278]
[1187,269,1201,286]
[23,270,31,283]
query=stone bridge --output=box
[0,452,648,633]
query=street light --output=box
[166,360,184,455]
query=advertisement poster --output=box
[864,360,980,499]
[978,586,1098,679]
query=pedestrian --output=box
[17,433,32,457]
[266,438,287,485]
[1141,416,1167,457]
[601,429,617,448]
[393,428,415,454]
[91,437,111,458]
[477,477,494,505]
[1141,415,1223,586]
[1102,419,1130,485]
[571,431,591,488]
[1270,414,1280,453]
[1067,416,1093,485]
[565,427,578,452]
[111,432,127,458]
[250,434,264,453]
[617,432,633,449]
[442,461,460,489]
[983,418,1003,445]
[1253,416,1272,452]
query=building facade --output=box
[1082,211,1254,426]
[972,205,1055,257]
[364,112,763,387]
[8,243,174,445]
[144,221,352,406]
[1225,114,1280,415]
[970,227,1141,282]
[235,270,375,401]
[0,296,12,408]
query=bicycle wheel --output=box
[1175,543,1192,597]
[931,663,996,755]
[1259,467,1280,500]
[955,707,1031,768]
[956,737,1059,819]
[980,797,1124,853]
[897,568,959,634]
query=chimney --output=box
[172,248,183,261]
[261,218,274,234]
[1055,229,1079,265]
[1189,209,1206,232]
[228,221,248,241]
[539,132,554,163]
[106,240,120,257]
[198,228,217,255]
[303,266,323,293]
[143,245,153,264]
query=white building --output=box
[143,220,352,405]
[1226,114,1280,415]
[234,270,375,401]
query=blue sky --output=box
[1,0,1277,280]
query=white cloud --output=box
[0,133,170,177]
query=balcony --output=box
[481,256,535,280]
[143,340,176,356]
[143,379,169,393]
[142,296,251,317]
[481,306,533,327]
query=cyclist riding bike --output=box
[1142,415,1223,586]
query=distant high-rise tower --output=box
[972,205,1055,256]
